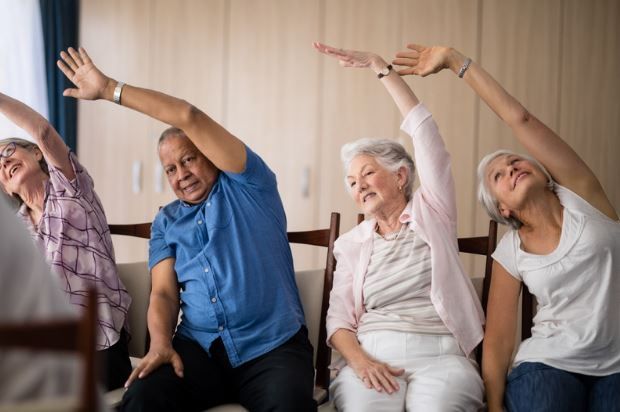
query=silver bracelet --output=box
[457,58,472,78]
[113,81,125,105]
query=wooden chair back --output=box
[0,289,98,412]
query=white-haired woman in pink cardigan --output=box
[314,42,484,412]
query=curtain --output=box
[0,0,49,141]
[39,0,79,152]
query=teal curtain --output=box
[39,0,79,152]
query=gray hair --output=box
[157,127,186,148]
[0,138,49,207]
[477,149,555,230]
[341,138,415,202]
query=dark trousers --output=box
[121,327,316,412]
[505,362,620,412]
[99,328,132,391]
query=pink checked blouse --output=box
[18,153,131,350]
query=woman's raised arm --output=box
[0,92,73,180]
[393,44,617,219]
[313,42,419,117]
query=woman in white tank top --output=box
[393,44,620,411]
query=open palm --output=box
[57,47,110,100]
[393,44,449,77]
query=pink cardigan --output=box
[326,104,484,363]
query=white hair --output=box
[477,149,555,230]
[340,138,415,201]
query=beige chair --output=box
[107,212,341,410]
[0,289,98,412]
[105,223,152,407]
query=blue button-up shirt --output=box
[149,147,305,366]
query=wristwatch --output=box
[377,64,392,79]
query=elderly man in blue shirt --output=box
[58,47,315,412]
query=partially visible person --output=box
[58,46,315,412]
[0,194,77,401]
[393,43,620,412]
[0,196,110,411]
[315,42,484,412]
[0,92,132,391]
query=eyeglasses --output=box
[0,142,16,159]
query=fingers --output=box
[388,366,405,376]
[56,60,74,80]
[59,51,78,72]
[124,353,162,388]
[313,41,348,58]
[364,369,400,394]
[67,47,84,66]
[406,43,425,52]
[124,364,142,388]
[78,47,92,64]
[395,50,419,59]
[392,57,418,67]
[396,68,417,76]
[62,88,79,98]
[170,352,185,378]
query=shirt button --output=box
[207,202,211,207]
[211,297,217,303]
[204,268,209,273]
[218,326,224,331]
[197,220,203,225]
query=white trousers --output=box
[330,330,484,412]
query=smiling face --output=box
[346,154,406,216]
[0,141,46,197]
[158,134,219,204]
[485,153,549,218]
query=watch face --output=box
[380,67,390,75]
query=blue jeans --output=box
[505,362,620,412]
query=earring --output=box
[398,185,402,192]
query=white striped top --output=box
[358,224,450,335]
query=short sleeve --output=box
[47,152,93,198]
[492,230,522,281]
[149,211,173,270]
[224,145,277,190]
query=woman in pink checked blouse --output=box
[0,91,131,391]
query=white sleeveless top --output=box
[493,185,620,376]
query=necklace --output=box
[377,223,406,241]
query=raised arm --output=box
[393,44,617,219]
[125,258,183,388]
[313,42,419,117]
[57,47,246,173]
[0,93,74,180]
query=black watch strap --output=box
[377,64,393,79]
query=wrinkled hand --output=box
[124,344,184,388]
[313,42,383,70]
[392,44,451,77]
[57,47,113,100]
[349,354,404,394]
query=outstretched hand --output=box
[392,44,451,77]
[57,47,113,100]
[313,42,383,70]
